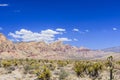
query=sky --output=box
[0,0,120,49]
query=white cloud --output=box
[16,29,33,35]
[9,39,20,42]
[58,38,72,41]
[113,27,117,31]
[73,38,78,41]
[0,27,3,30]
[0,4,8,7]
[56,28,66,32]
[41,29,59,35]
[9,29,70,43]
[73,28,79,32]
[9,32,21,38]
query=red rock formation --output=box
[0,33,116,60]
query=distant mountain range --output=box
[102,46,120,53]
[0,33,119,60]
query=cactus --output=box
[37,66,51,80]
[57,60,67,67]
[87,62,103,78]
[73,61,86,77]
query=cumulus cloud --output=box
[0,4,8,7]
[41,29,59,35]
[73,28,90,34]
[112,27,117,31]
[9,29,71,43]
[58,38,72,41]
[56,28,66,32]
[73,28,79,32]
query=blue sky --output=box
[0,0,120,49]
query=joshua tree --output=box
[107,56,114,80]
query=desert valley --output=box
[0,33,120,80]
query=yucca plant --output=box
[87,62,103,80]
[73,61,86,77]
[107,56,114,80]
[37,66,51,80]
[57,60,67,67]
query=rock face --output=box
[0,33,7,43]
[0,33,118,60]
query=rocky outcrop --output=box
[0,33,118,60]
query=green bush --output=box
[1,60,12,68]
[87,62,103,79]
[57,60,67,67]
[73,61,86,77]
[37,66,51,80]
[116,61,120,65]
[23,61,40,74]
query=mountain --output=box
[102,46,120,53]
[0,33,119,60]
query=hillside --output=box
[0,33,118,60]
[102,46,120,53]
[0,33,120,80]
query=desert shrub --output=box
[73,61,86,77]
[34,69,41,76]
[23,60,40,74]
[0,61,2,67]
[73,61,103,78]
[59,69,69,80]
[46,63,56,71]
[57,60,67,67]
[116,61,120,65]
[1,60,12,68]
[44,60,49,63]
[23,65,30,74]
[49,60,54,64]
[12,59,20,66]
[7,66,15,73]
[36,66,51,80]
[87,62,103,78]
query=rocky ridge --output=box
[0,33,118,60]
